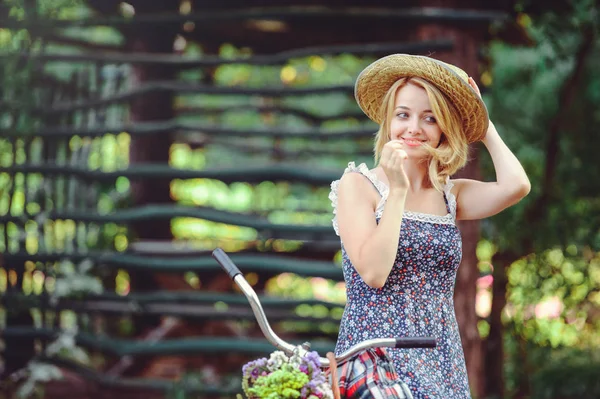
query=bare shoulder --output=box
[448,178,469,198]
[335,170,382,246]
[337,171,379,210]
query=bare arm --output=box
[454,78,531,220]
[336,140,409,288]
[454,121,531,220]
[337,173,408,288]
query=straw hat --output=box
[355,54,489,143]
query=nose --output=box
[407,117,422,136]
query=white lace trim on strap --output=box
[329,162,386,236]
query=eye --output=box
[396,112,408,119]
[424,115,437,124]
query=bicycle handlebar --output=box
[212,247,243,279]
[211,248,436,367]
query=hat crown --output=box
[441,62,468,82]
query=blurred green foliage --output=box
[1,0,600,398]
[482,0,600,396]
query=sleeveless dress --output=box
[329,162,471,399]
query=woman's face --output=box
[389,82,443,157]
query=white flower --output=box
[266,350,288,372]
[315,381,334,399]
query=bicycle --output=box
[212,248,437,399]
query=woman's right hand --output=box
[380,140,409,190]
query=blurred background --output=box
[0,0,598,398]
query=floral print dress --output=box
[329,162,471,399]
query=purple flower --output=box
[301,386,308,397]
[242,357,268,383]
[305,351,321,367]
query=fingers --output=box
[381,140,407,166]
[383,140,405,154]
[381,140,409,188]
[383,139,404,153]
[468,77,481,97]
[393,149,408,163]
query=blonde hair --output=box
[373,77,469,192]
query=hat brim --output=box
[354,54,489,143]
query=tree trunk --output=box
[485,251,513,398]
[454,155,484,399]
[125,5,178,336]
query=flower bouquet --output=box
[238,346,335,399]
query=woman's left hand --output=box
[468,76,495,140]
[468,76,482,97]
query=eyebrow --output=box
[395,106,433,113]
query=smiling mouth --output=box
[402,138,426,146]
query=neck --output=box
[403,158,430,191]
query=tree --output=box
[481,1,600,396]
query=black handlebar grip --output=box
[211,248,242,279]
[395,337,437,348]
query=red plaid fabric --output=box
[336,348,413,399]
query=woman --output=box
[329,54,530,398]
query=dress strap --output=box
[442,192,451,214]
[329,162,387,236]
[443,179,457,221]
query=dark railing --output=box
[0,2,507,398]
